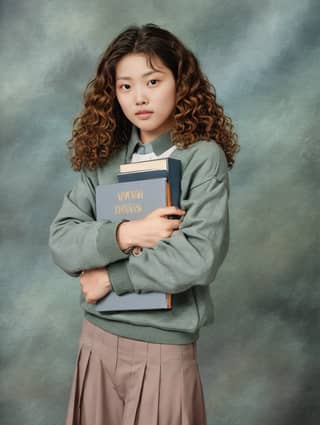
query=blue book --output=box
[95,177,179,312]
[117,157,181,213]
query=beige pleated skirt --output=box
[65,318,207,425]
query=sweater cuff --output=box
[96,220,130,264]
[107,260,135,295]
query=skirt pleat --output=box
[64,343,92,425]
[133,361,161,425]
[120,360,148,425]
[64,319,207,425]
[180,359,207,425]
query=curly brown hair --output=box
[67,23,240,171]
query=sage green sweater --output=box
[48,125,230,344]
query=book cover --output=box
[118,157,181,220]
[117,168,181,214]
[95,177,175,312]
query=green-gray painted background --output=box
[1,1,319,424]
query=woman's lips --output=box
[136,112,153,119]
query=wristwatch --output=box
[117,219,132,254]
[118,219,143,256]
[131,246,143,256]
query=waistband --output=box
[79,318,198,364]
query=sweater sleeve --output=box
[107,145,230,295]
[48,169,129,277]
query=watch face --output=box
[132,247,143,256]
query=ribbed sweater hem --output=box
[83,311,200,345]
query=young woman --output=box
[49,23,239,425]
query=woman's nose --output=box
[135,87,149,104]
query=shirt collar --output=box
[125,125,173,161]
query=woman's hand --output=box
[80,267,112,304]
[118,206,186,250]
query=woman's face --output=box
[115,53,176,143]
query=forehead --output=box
[115,53,168,77]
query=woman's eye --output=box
[119,84,130,90]
[148,79,159,86]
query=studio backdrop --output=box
[1,1,319,424]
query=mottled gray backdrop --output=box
[1,0,319,424]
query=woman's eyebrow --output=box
[116,70,164,81]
